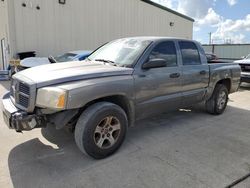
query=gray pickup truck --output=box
[2,37,241,159]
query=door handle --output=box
[138,74,146,78]
[200,70,206,75]
[170,73,180,78]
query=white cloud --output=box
[192,8,222,34]
[212,15,250,43]
[196,8,222,26]
[153,0,248,43]
[227,0,237,6]
[153,0,217,20]
[155,0,176,9]
[176,0,214,19]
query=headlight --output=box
[36,87,67,109]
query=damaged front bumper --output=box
[2,92,45,132]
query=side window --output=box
[149,41,177,67]
[179,41,201,65]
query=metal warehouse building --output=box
[203,44,250,60]
[0,0,194,70]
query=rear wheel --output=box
[74,102,128,159]
[205,84,229,115]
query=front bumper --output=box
[2,92,43,132]
[241,72,250,83]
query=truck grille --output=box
[19,93,29,108]
[19,82,30,95]
[10,79,33,110]
[239,64,250,72]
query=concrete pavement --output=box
[0,81,250,188]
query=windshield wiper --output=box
[94,59,118,66]
[85,57,91,61]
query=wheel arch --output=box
[81,95,135,127]
[216,78,231,92]
[206,78,232,101]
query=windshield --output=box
[87,38,152,67]
[55,53,77,62]
[246,54,250,59]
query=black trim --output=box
[59,0,66,5]
[141,0,195,22]
[225,173,250,188]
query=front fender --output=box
[58,75,135,109]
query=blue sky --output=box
[153,0,250,44]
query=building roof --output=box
[203,43,250,46]
[141,0,195,22]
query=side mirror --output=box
[142,58,166,69]
[241,56,246,59]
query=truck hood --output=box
[13,61,133,88]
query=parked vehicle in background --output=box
[2,37,241,159]
[54,51,92,62]
[205,52,218,62]
[15,50,92,72]
[234,54,250,83]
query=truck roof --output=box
[117,36,196,43]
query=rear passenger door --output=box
[178,41,209,106]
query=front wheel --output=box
[74,102,128,159]
[205,84,229,115]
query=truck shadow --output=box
[7,105,250,187]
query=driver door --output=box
[134,41,182,119]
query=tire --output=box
[74,102,128,159]
[205,84,229,115]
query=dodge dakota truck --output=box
[2,37,241,159]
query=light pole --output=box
[209,32,212,45]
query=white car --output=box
[234,54,250,83]
[16,50,92,72]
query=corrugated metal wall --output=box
[10,0,193,57]
[203,44,250,59]
[0,0,9,69]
